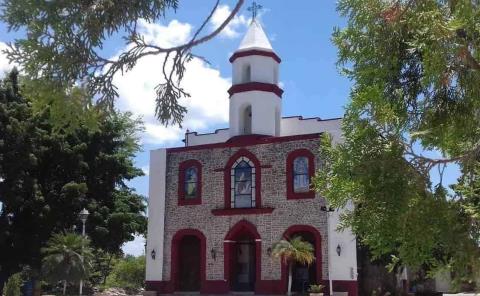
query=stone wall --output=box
[161,137,329,282]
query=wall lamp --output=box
[151,249,156,260]
[336,244,342,256]
[211,248,217,261]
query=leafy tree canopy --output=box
[1,0,244,127]
[0,71,146,287]
[105,255,146,291]
[314,0,480,282]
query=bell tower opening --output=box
[242,64,251,83]
[240,105,252,135]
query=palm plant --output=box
[41,232,93,295]
[272,236,315,295]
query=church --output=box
[145,17,358,296]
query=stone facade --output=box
[161,136,329,283]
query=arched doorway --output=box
[171,229,206,292]
[224,220,261,292]
[282,225,323,293]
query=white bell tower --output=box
[228,19,282,138]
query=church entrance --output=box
[231,237,256,291]
[224,220,261,293]
[282,225,323,294]
[291,231,317,293]
[178,235,201,292]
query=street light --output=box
[321,205,335,296]
[78,208,89,296]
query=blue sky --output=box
[0,1,459,255]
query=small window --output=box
[184,167,198,199]
[293,157,309,193]
[231,157,256,208]
[287,149,315,199]
[178,160,202,205]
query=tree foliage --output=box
[0,71,146,288]
[105,255,146,291]
[272,236,315,295]
[315,0,480,278]
[1,0,244,127]
[314,0,480,282]
[41,233,93,288]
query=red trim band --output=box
[229,49,281,63]
[211,207,274,216]
[228,82,284,98]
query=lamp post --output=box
[321,206,335,296]
[78,208,89,296]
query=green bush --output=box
[106,255,145,290]
[4,273,23,296]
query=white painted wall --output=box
[229,91,282,138]
[232,55,279,85]
[281,117,343,144]
[184,117,343,146]
[185,129,230,146]
[328,201,358,281]
[145,149,167,281]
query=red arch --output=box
[223,220,262,293]
[171,229,207,292]
[224,149,262,209]
[225,219,261,240]
[281,225,323,291]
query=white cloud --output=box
[210,5,249,39]
[0,42,16,77]
[122,234,145,257]
[112,20,231,145]
[141,165,149,176]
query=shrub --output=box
[308,284,325,293]
[4,273,23,296]
[106,255,145,291]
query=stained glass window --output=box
[184,167,198,199]
[293,156,309,193]
[231,157,255,208]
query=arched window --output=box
[286,149,315,199]
[178,160,202,205]
[293,157,309,193]
[184,167,198,198]
[242,105,252,135]
[231,157,256,208]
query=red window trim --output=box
[178,159,202,206]
[224,149,262,209]
[286,149,315,199]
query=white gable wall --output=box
[145,148,167,281]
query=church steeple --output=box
[228,17,283,138]
[237,20,273,53]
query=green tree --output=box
[1,0,244,127]
[314,0,480,284]
[0,71,146,293]
[106,255,146,291]
[272,236,315,295]
[41,233,93,295]
[4,273,23,296]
